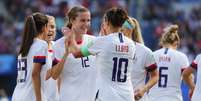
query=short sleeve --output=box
[190,54,201,70]
[33,45,48,64]
[145,49,157,72]
[180,54,189,69]
[52,41,65,65]
[87,37,103,55]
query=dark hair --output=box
[104,7,128,28]
[19,12,48,57]
[160,24,180,46]
[65,6,89,29]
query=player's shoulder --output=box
[53,37,65,49]
[173,50,188,58]
[136,43,152,53]
[195,54,201,60]
[54,36,65,45]
[32,38,48,49]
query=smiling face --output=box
[71,11,91,35]
[46,16,56,42]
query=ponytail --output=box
[160,24,180,46]
[19,13,48,57]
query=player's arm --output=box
[134,64,158,100]
[144,66,159,90]
[143,53,159,92]
[182,66,195,92]
[182,55,196,98]
[32,63,43,101]
[51,52,68,80]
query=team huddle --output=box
[12,6,200,101]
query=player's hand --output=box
[134,87,146,101]
[99,23,107,36]
[45,69,52,80]
[62,27,72,36]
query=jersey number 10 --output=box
[112,57,128,82]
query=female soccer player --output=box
[121,17,158,101]
[148,25,189,101]
[44,15,59,101]
[12,12,49,101]
[50,6,97,101]
[67,7,136,101]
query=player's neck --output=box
[74,33,83,42]
[163,44,177,50]
[36,32,45,40]
[107,27,121,34]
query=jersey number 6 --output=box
[158,66,168,87]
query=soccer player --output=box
[182,56,200,101]
[12,12,49,101]
[44,15,58,101]
[121,17,158,101]
[67,7,136,101]
[50,6,97,101]
[148,25,189,101]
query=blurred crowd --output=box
[0,0,201,61]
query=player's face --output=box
[121,28,132,39]
[47,18,56,41]
[101,19,110,35]
[71,11,91,34]
[42,24,49,40]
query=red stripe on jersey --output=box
[145,63,157,72]
[52,58,61,66]
[190,61,197,70]
[77,40,83,45]
[34,56,46,59]
[48,49,53,52]
[181,68,186,73]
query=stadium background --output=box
[0,0,201,100]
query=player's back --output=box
[12,39,48,101]
[149,48,189,101]
[93,33,135,101]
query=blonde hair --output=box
[160,24,180,46]
[122,17,144,44]
[46,15,55,21]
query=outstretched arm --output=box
[134,69,158,100]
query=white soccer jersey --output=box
[149,48,189,101]
[44,41,58,101]
[190,54,201,101]
[53,34,97,101]
[88,32,136,101]
[12,38,49,101]
[131,43,157,101]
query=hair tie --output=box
[122,20,134,30]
